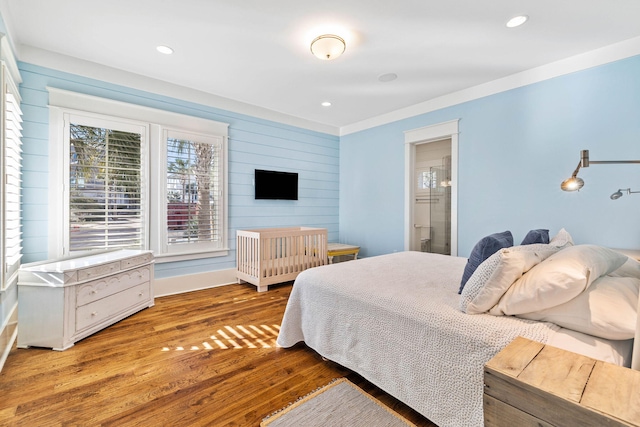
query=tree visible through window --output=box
[166,137,219,246]
[69,124,143,251]
[50,90,228,261]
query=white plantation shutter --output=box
[165,129,224,254]
[48,88,228,261]
[2,74,23,288]
[67,118,147,253]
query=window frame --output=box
[48,88,229,263]
[1,57,23,291]
[64,112,149,255]
[160,127,226,257]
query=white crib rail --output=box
[236,227,328,292]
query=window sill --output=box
[153,248,230,264]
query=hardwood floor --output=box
[0,283,435,426]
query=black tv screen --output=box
[255,169,298,200]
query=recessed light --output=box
[506,15,528,28]
[156,45,174,55]
[378,73,398,83]
[321,101,332,107]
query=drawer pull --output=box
[91,312,97,317]
[91,290,97,294]
[138,292,143,297]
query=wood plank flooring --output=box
[0,282,435,426]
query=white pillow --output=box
[489,245,628,316]
[549,228,574,248]
[460,244,560,314]
[518,276,639,340]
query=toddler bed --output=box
[276,235,639,427]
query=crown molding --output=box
[11,33,640,138]
[18,45,340,136]
[340,35,640,136]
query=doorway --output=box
[404,120,458,256]
[414,139,452,254]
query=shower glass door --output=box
[429,159,451,255]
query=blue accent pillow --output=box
[458,231,513,294]
[521,229,549,245]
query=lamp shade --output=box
[610,190,624,200]
[560,176,584,191]
[310,34,345,60]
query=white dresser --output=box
[17,249,154,350]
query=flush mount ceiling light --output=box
[321,101,332,107]
[310,34,346,60]
[156,45,174,55]
[506,15,529,28]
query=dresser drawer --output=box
[121,252,153,269]
[76,282,151,332]
[76,266,151,306]
[77,261,121,282]
[18,249,155,350]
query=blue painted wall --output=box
[341,55,640,258]
[13,47,640,279]
[18,63,339,279]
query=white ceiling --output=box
[3,0,640,132]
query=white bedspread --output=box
[277,251,560,427]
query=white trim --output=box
[48,87,229,136]
[47,106,65,257]
[47,88,230,259]
[0,301,17,372]
[153,249,229,263]
[21,46,338,135]
[342,36,640,136]
[154,268,237,297]
[18,35,640,137]
[48,108,151,258]
[404,120,460,144]
[0,34,21,85]
[404,120,459,256]
[158,127,228,257]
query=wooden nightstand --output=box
[484,336,640,426]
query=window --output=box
[68,119,146,252]
[48,89,228,262]
[163,129,225,255]
[417,169,437,190]
[1,63,23,290]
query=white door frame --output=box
[404,119,459,255]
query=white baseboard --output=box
[0,302,18,372]
[154,268,237,298]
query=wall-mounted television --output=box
[254,169,298,200]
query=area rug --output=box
[261,378,416,427]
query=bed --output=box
[276,235,639,427]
